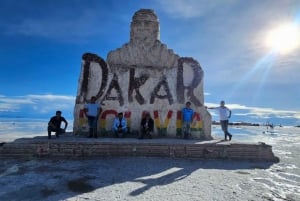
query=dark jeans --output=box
[114,127,127,138]
[87,116,98,137]
[139,128,153,139]
[182,121,192,139]
[48,127,65,139]
[220,120,232,140]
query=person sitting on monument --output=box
[182,101,194,139]
[139,112,154,139]
[47,110,68,139]
[112,112,128,138]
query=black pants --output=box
[114,126,127,138]
[139,128,153,139]
[87,116,98,137]
[48,127,65,139]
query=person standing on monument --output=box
[48,110,68,139]
[84,96,102,138]
[207,100,232,141]
[112,112,128,138]
[182,101,194,139]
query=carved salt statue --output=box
[108,9,178,68]
[74,9,212,139]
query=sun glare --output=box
[265,23,300,54]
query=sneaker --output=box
[229,135,232,141]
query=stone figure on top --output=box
[107,9,179,68]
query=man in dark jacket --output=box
[139,112,154,139]
[48,110,68,139]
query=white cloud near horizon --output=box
[206,102,300,122]
[0,94,299,124]
[0,94,75,115]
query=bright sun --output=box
[265,23,300,54]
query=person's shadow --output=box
[127,157,273,196]
[130,166,191,196]
[0,155,274,201]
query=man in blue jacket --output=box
[112,112,128,138]
[182,101,194,139]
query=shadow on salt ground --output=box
[0,157,274,200]
[128,158,273,196]
[129,166,192,196]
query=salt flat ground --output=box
[0,120,299,201]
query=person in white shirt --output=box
[84,96,102,138]
[207,100,232,141]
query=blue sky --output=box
[0,0,299,126]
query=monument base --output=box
[0,133,279,162]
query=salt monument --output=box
[73,9,212,139]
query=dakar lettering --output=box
[78,53,202,107]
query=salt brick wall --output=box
[0,141,279,162]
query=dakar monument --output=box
[73,9,212,139]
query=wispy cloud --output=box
[0,95,299,125]
[26,94,74,101]
[206,102,300,124]
[233,106,300,119]
[157,0,300,84]
[0,94,75,117]
[0,96,35,112]
[155,0,235,18]
[5,11,104,40]
[229,103,300,119]
[0,0,125,42]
